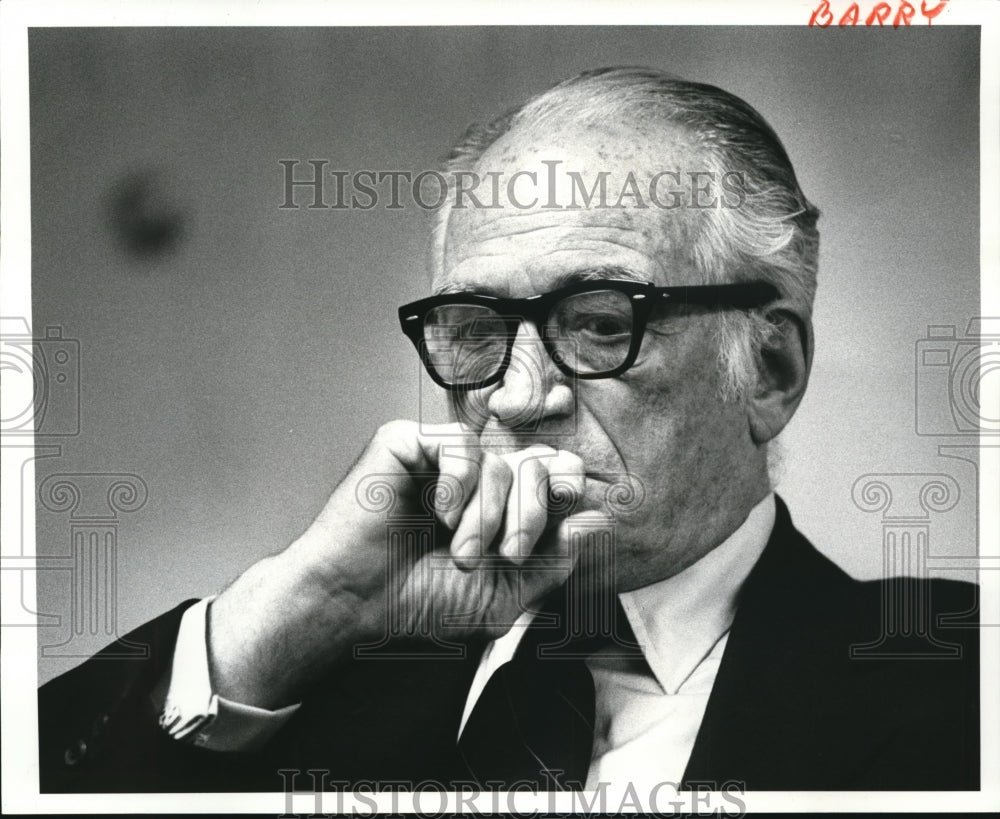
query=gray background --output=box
[29,27,981,683]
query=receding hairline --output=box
[433,66,818,315]
[433,127,707,297]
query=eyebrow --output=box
[432,266,647,297]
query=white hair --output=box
[432,66,820,401]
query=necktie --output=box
[457,584,639,791]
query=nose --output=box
[485,321,574,429]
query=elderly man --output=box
[39,67,978,793]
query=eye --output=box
[552,288,635,343]
[580,313,631,338]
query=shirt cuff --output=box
[158,596,300,752]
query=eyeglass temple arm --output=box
[658,281,780,307]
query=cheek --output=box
[584,331,731,472]
[579,374,682,476]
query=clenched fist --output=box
[208,420,617,708]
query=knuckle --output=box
[518,452,547,475]
[441,446,478,473]
[560,449,585,472]
[480,451,502,473]
[375,418,410,442]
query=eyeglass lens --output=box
[422,289,636,385]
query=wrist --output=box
[207,551,380,709]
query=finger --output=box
[376,420,481,529]
[434,448,482,530]
[542,449,586,520]
[517,514,589,605]
[518,511,618,624]
[406,421,482,530]
[450,453,512,570]
[556,510,619,593]
[499,446,556,564]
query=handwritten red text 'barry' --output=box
[810,0,949,26]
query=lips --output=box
[584,472,645,516]
[470,432,636,514]
[544,472,642,518]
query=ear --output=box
[746,307,813,445]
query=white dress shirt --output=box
[458,493,774,789]
[163,493,776,782]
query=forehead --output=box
[437,120,704,296]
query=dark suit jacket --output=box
[38,498,980,792]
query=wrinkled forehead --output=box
[436,120,708,294]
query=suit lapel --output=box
[681,497,888,790]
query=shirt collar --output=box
[616,492,775,694]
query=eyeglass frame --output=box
[398,278,780,391]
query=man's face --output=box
[436,122,768,586]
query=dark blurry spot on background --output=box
[107,170,187,260]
